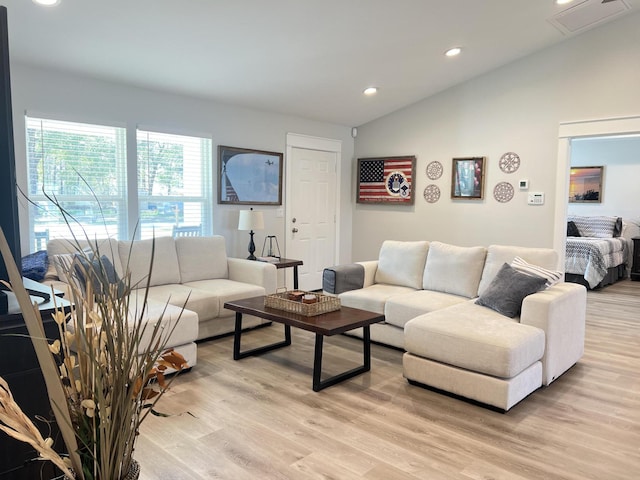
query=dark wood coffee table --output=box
[223,296,384,391]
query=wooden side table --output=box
[631,237,640,281]
[261,258,303,289]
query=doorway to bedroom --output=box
[556,116,640,288]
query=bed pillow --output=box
[613,217,623,237]
[475,263,547,318]
[622,220,640,239]
[567,221,581,237]
[567,215,618,238]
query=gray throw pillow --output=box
[475,263,546,318]
[74,253,125,297]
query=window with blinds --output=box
[136,129,212,239]
[26,117,127,247]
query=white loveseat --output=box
[325,240,586,411]
[44,235,278,369]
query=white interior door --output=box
[287,145,338,291]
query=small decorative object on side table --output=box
[631,237,640,281]
[261,235,281,258]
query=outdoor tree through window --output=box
[26,117,127,244]
[137,129,212,239]
[25,117,213,250]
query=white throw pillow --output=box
[511,256,562,288]
[422,242,487,298]
[621,220,640,239]
[374,240,429,289]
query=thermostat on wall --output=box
[527,192,545,205]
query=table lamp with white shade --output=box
[237,208,264,260]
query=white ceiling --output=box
[4,0,638,126]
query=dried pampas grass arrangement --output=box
[0,209,188,480]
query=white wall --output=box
[568,135,640,221]
[352,11,640,261]
[10,63,354,262]
[11,11,640,266]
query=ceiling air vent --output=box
[548,0,631,35]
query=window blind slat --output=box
[26,116,127,246]
[136,129,212,239]
[25,117,212,251]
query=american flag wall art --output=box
[357,156,416,204]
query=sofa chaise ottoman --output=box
[44,235,278,369]
[324,240,587,411]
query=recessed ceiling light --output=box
[33,0,60,6]
[363,87,378,96]
[555,0,574,5]
[444,47,462,57]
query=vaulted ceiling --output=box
[5,0,639,126]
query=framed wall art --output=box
[218,145,283,205]
[356,156,416,204]
[451,157,486,200]
[569,166,603,203]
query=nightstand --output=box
[631,237,640,281]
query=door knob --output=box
[292,227,299,233]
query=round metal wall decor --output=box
[423,184,441,203]
[426,161,444,180]
[499,152,520,173]
[493,181,514,203]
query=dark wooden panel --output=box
[0,6,21,285]
[0,286,68,478]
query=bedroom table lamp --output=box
[237,208,264,260]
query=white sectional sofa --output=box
[325,240,587,411]
[44,235,278,369]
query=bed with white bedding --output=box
[564,215,636,289]
[565,236,629,288]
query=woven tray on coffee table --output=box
[264,290,341,316]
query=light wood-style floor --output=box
[136,280,640,480]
